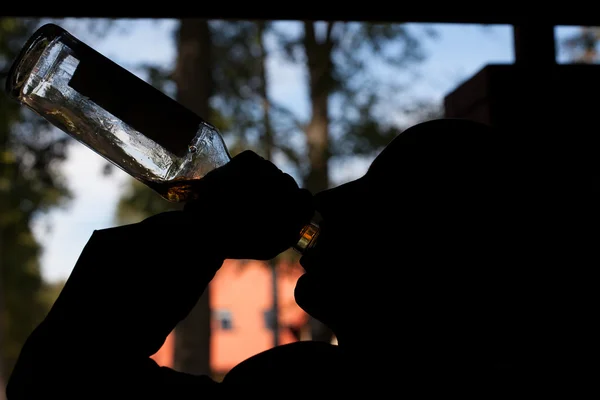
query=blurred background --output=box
[0,17,596,387]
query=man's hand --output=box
[184,150,315,260]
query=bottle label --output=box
[68,49,204,157]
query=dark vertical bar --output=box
[271,261,280,347]
[513,24,557,65]
[0,228,5,400]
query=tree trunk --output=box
[0,227,5,400]
[0,129,7,399]
[257,21,281,348]
[257,21,274,163]
[171,18,213,376]
[302,21,334,343]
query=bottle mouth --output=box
[5,23,65,100]
[294,221,321,253]
[293,211,323,254]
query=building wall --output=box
[151,258,308,375]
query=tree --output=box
[116,18,219,377]
[168,18,215,377]
[266,21,437,342]
[562,26,600,63]
[257,20,281,347]
[0,18,72,392]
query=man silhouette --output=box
[6,119,588,397]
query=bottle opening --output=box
[294,221,321,253]
[5,23,66,100]
[293,211,322,254]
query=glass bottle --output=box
[5,23,320,253]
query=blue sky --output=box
[27,20,580,282]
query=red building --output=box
[151,258,311,376]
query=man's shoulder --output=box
[222,341,348,389]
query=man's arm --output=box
[7,215,224,398]
[6,151,314,398]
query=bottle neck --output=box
[293,214,321,254]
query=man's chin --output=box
[294,273,334,329]
[293,273,313,314]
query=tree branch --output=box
[303,20,317,52]
[325,21,335,45]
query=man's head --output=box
[295,118,539,366]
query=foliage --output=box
[270,22,437,182]
[562,27,600,63]
[0,18,71,381]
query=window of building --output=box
[215,309,233,330]
[263,308,276,331]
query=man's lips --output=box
[301,241,327,272]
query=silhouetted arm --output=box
[7,214,224,398]
[7,151,314,398]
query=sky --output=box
[26,20,580,282]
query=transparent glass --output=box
[6,23,320,253]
